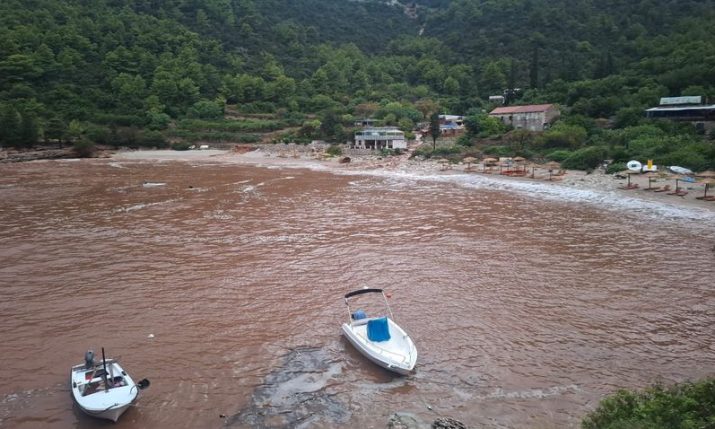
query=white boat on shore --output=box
[341,288,417,375]
[70,349,149,422]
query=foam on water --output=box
[330,166,715,224]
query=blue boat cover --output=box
[352,309,367,320]
[367,317,391,342]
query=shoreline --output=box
[109,147,715,215]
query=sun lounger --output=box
[618,184,639,190]
[653,185,671,193]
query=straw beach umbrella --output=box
[435,158,449,170]
[698,178,715,199]
[483,157,498,172]
[463,157,477,171]
[643,171,658,190]
[619,170,634,188]
[671,174,685,192]
[696,170,715,179]
[545,161,560,181]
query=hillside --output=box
[1,0,714,171]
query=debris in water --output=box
[225,347,348,428]
[432,417,468,429]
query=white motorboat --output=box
[341,288,417,375]
[70,348,149,422]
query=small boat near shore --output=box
[70,348,149,422]
[341,288,417,375]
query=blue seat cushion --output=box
[367,317,391,342]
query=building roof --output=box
[489,104,555,115]
[646,105,715,112]
[439,114,463,121]
[659,96,702,106]
[440,123,462,130]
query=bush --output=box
[187,100,224,119]
[540,123,587,150]
[140,130,167,148]
[606,162,627,174]
[546,150,574,162]
[561,146,607,170]
[73,138,95,157]
[85,124,110,145]
[483,145,514,157]
[582,379,715,429]
[326,144,343,156]
[172,142,192,151]
[412,144,462,159]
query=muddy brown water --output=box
[1,157,714,428]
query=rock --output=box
[432,417,467,429]
[387,412,424,429]
[339,156,351,164]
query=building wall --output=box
[492,107,560,131]
[353,138,406,150]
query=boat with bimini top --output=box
[341,288,417,375]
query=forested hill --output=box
[422,0,715,96]
[1,0,715,153]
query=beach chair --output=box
[653,185,671,193]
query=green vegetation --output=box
[582,379,715,429]
[0,0,714,169]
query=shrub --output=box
[187,100,224,119]
[656,144,712,172]
[483,145,514,157]
[582,379,715,429]
[561,146,607,170]
[326,144,343,156]
[539,123,588,150]
[606,162,627,174]
[73,138,95,157]
[140,130,167,148]
[546,150,573,162]
[85,124,110,145]
[171,142,192,151]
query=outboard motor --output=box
[84,350,95,369]
[137,378,151,390]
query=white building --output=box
[353,127,406,150]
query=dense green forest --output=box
[1,0,714,169]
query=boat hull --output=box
[75,401,133,422]
[342,319,417,375]
[70,359,139,423]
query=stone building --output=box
[489,104,560,131]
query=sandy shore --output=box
[111,147,715,212]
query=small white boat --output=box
[70,349,149,422]
[341,288,417,375]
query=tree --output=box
[320,110,340,139]
[45,117,67,148]
[529,46,539,89]
[19,112,39,148]
[429,112,440,150]
[0,105,21,148]
[415,98,438,120]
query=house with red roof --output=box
[488,104,560,131]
